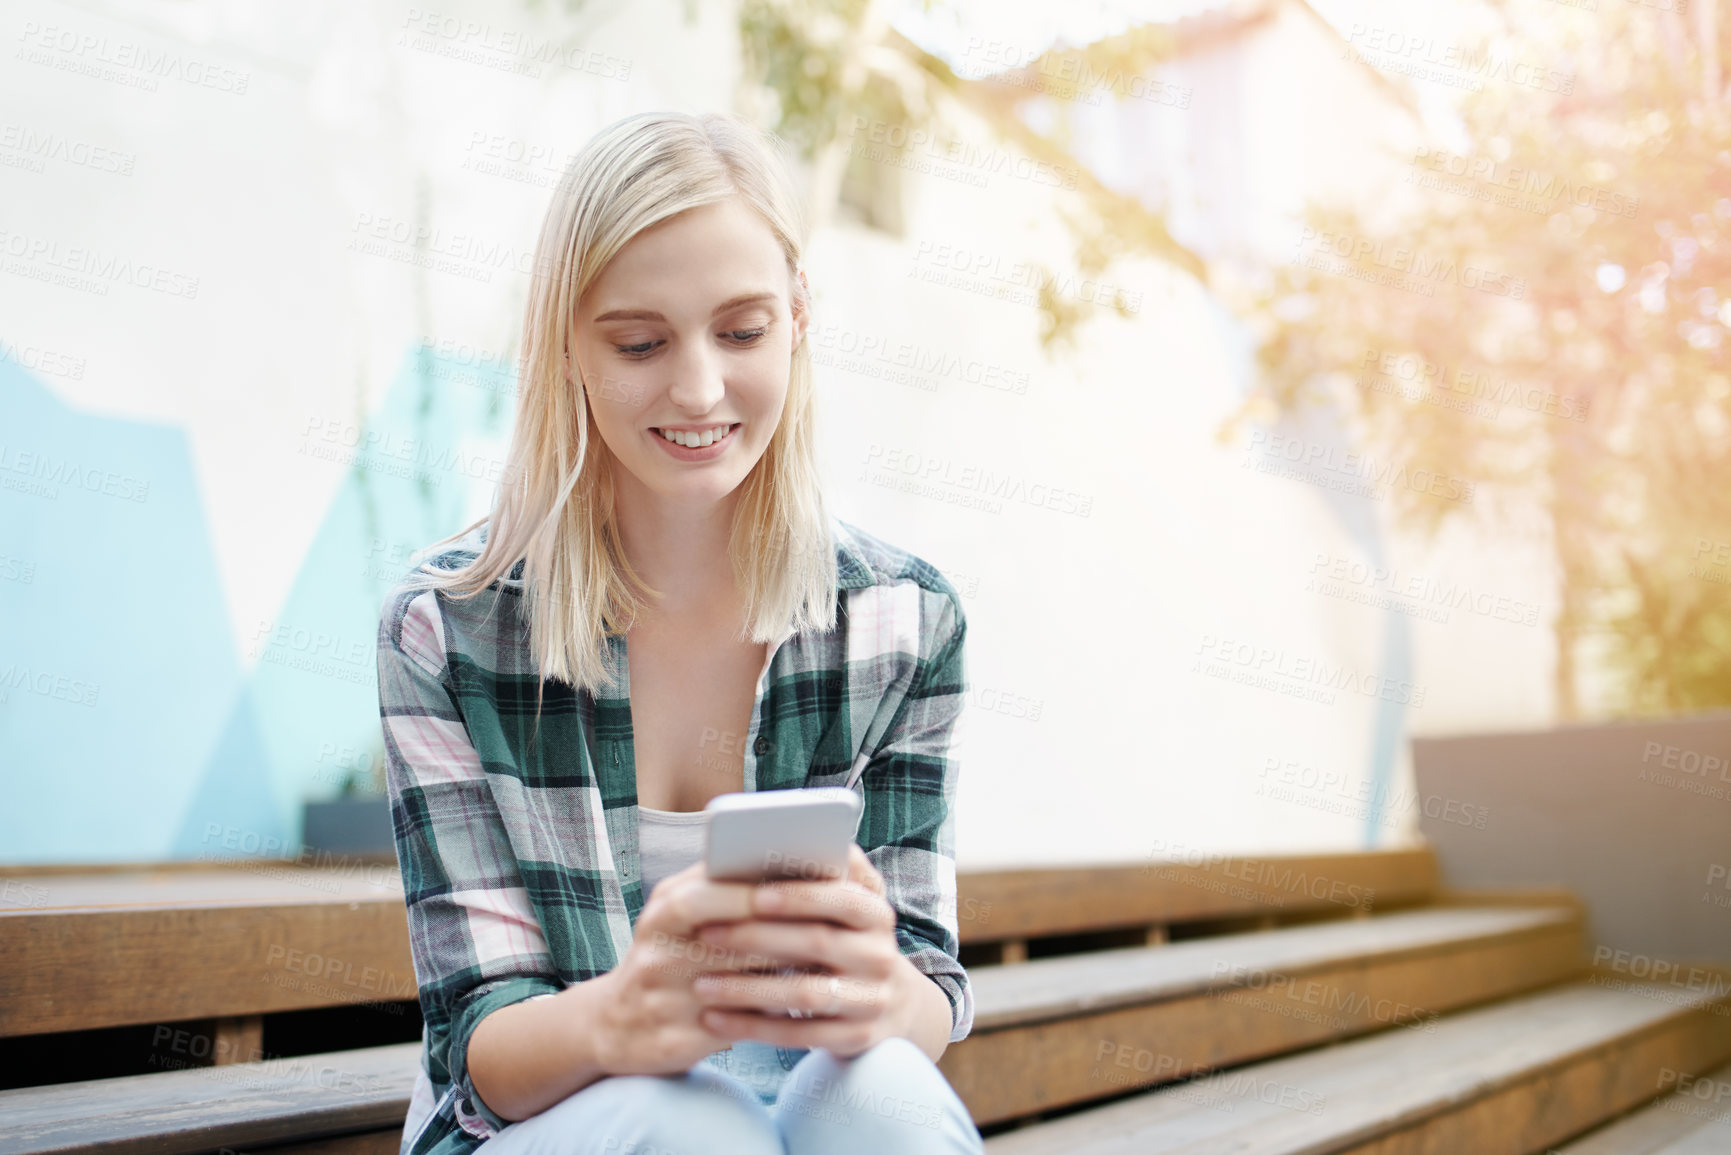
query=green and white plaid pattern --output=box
[377,516,972,1154]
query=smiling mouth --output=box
[651,423,740,448]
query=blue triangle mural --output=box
[1,339,512,863]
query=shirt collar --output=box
[832,518,876,590]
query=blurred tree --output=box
[739,0,1731,720]
[1224,2,1731,720]
[736,0,1209,349]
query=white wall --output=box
[0,0,1560,867]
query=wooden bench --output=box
[0,850,1438,1037]
[6,847,1726,1153]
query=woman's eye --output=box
[613,329,763,358]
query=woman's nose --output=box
[666,342,727,411]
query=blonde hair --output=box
[399,110,836,705]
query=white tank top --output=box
[637,805,708,897]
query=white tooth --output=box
[657,425,731,447]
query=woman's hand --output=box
[688,844,940,1059]
[588,860,763,1076]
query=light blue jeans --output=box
[474,1037,984,1154]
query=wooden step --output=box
[1553,1058,1731,1152]
[953,848,1435,944]
[0,1042,419,1155]
[942,903,1583,1125]
[0,849,1437,1037]
[0,902,1575,1153]
[980,977,1731,1153]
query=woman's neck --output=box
[612,478,742,617]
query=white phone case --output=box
[703,787,863,883]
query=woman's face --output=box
[571,196,807,510]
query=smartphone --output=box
[703,787,863,1020]
[704,787,863,884]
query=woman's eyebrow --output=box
[592,291,778,324]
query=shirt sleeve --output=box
[854,586,975,1043]
[378,586,564,1140]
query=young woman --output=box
[376,110,982,1155]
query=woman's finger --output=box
[698,917,891,975]
[693,970,887,1019]
[750,876,894,931]
[845,843,887,896]
[640,861,758,938]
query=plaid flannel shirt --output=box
[376,515,973,1155]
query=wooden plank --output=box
[955,849,1435,943]
[1431,885,1587,911]
[224,1132,404,1155]
[165,1016,268,1067]
[0,859,395,881]
[1553,1059,1731,1153]
[0,866,413,1037]
[0,1042,420,1155]
[1,852,1433,1036]
[944,905,1584,1124]
[215,1017,266,1067]
[0,899,418,1037]
[965,905,1578,1032]
[0,867,404,911]
[979,979,1731,1153]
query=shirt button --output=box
[754,736,772,756]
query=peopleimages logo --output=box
[1293,228,1526,300]
[1406,147,1639,220]
[1258,757,1489,830]
[0,443,150,502]
[0,664,101,707]
[1243,429,1476,505]
[1307,551,1542,627]
[860,444,1094,518]
[16,20,252,94]
[0,226,200,299]
[1140,838,1379,910]
[1194,632,1427,709]
[1342,25,1574,94]
[1358,348,1589,423]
